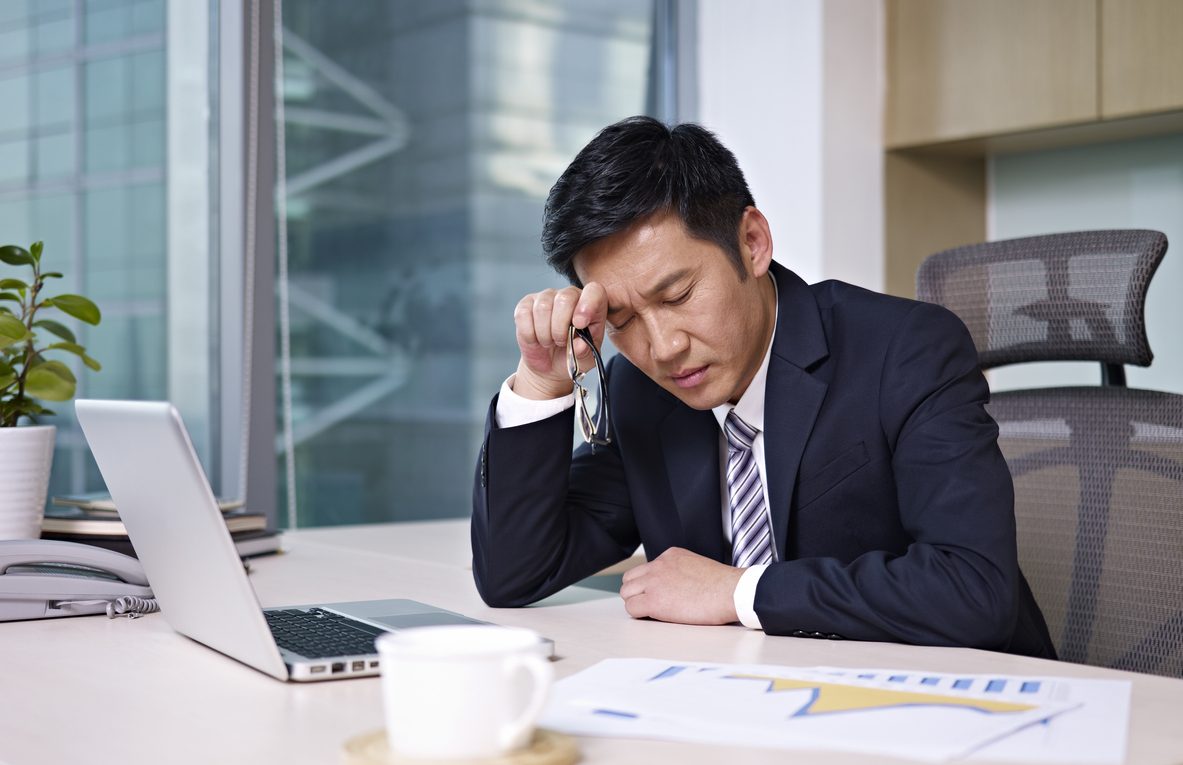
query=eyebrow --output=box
[607,268,693,318]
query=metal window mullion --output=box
[242,0,278,526]
[218,0,245,502]
[165,0,213,469]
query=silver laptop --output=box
[74,399,494,682]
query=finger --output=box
[619,573,645,601]
[574,282,609,343]
[513,294,542,352]
[531,288,558,348]
[623,592,651,619]
[621,560,648,585]
[550,286,582,348]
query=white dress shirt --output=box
[494,292,778,630]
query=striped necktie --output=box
[725,410,773,568]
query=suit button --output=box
[791,630,807,638]
[809,631,825,639]
[826,633,844,640]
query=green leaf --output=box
[45,294,101,325]
[0,314,28,348]
[30,241,43,262]
[33,319,76,344]
[46,341,87,357]
[8,397,51,418]
[0,279,27,290]
[0,245,34,266]
[0,357,12,376]
[24,359,76,401]
[0,292,20,302]
[0,373,15,389]
[46,342,101,373]
[40,272,63,279]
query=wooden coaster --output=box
[342,729,580,765]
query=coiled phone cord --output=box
[106,596,160,618]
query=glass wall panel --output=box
[0,0,216,505]
[275,0,657,526]
[990,134,1183,395]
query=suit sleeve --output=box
[753,303,1022,650]
[471,376,640,607]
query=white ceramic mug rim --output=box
[376,625,543,659]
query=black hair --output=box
[541,116,755,285]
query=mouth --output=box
[670,365,708,389]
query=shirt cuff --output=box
[733,564,768,629]
[494,374,575,429]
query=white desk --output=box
[3,520,1182,765]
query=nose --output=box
[647,317,688,364]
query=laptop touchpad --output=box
[372,612,482,629]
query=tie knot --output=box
[725,410,758,451]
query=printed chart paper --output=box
[541,658,1130,763]
[810,666,1131,763]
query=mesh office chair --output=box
[917,230,1183,677]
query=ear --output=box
[739,206,774,278]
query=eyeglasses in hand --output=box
[567,325,612,448]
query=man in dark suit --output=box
[471,116,1056,658]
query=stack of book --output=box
[42,492,283,559]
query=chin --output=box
[667,384,728,411]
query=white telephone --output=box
[0,539,156,621]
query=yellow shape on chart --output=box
[728,675,1037,716]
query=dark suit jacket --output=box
[472,262,1056,659]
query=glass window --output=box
[0,1,198,507]
[0,138,29,184]
[273,0,661,526]
[0,73,31,134]
[35,131,74,180]
[85,56,130,127]
[0,25,31,64]
[34,66,75,130]
[34,16,73,55]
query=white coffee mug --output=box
[376,625,553,760]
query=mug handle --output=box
[497,652,554,752]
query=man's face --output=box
[573,211,776,410]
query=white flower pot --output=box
[0,424,56,539]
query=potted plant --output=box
[0,241,101,539]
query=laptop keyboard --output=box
[265,607,385,659]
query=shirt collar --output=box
[712,274,778,434]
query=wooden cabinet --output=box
[887,0,1097,148]
[884,153,985,299]
[1101,0,1183,118]
[884,0,1183,299]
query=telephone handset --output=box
[0,539,157,622]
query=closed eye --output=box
[608,315,633,332]
[665,287,692,306]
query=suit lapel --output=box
[660,404,728,563]
[648,263,829,565]
[764,263,829,561]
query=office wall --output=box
[988,134,1183,395]
[694,0,884,291]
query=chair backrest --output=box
[918,230,1183,678]
[917,229,1166,378]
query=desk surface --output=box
[3,520,1182,765]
